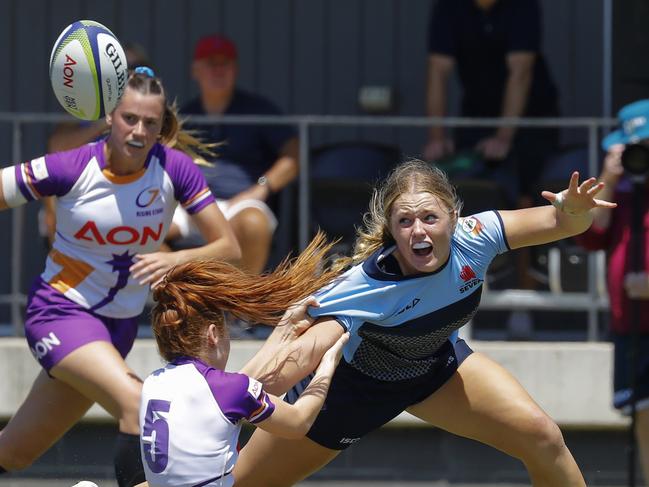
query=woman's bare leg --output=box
[234,430,340,487]
[0,341,142,472]
[407,352,586,486]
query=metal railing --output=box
[0,112,618,339]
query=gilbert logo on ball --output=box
[49,20,128,120]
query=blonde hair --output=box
[151,232,342,362]
[333,159,462,270]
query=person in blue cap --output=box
[577,98,649,484]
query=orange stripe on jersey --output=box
[23,163,42,199]
[48,249,95,294]
[249,393,270,420]
[182,187,210,209]
[102,166,147,184]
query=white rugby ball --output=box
[49,20,128,120]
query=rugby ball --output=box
[49,20,128,120]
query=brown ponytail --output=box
[151,232,343,362]
[159,102,219,167]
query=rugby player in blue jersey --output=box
[234,159,615,486]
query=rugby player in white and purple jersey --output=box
[0,69,240,487]
[139,256,348,487]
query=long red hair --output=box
[151,232,342,361]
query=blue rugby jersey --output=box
[310,211,509,381]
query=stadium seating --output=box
[310,141,400,253]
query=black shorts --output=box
[285,338,473,450]
[612,333,649,411]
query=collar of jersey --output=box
[98,139,153,184]
[362,244,450,281]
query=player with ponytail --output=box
[138,233,348,487]
[0,68,240,486]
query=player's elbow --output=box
[277,413,315,439]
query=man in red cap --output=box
[169,33,299,276]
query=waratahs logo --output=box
[459,264,481,293]
[459,265,476,282]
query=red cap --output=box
[193,34,238,61]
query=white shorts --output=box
[173,199,278,240]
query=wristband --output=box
[552,191,565,211]
[552,191,582,216]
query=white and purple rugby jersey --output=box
[140,358,275,487]
[1,140,214,317]
[310,211,510,381]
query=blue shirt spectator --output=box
[169,34,300,275]
[182,89,297,199]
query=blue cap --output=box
[602,99,649,150]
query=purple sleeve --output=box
[203,368,275,424]
[16,145,95,201]
[161,146,215,214]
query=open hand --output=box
[269,295,321,345]
[130,252,180,287]
[541,171,617,216]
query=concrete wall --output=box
[0,338,627,429]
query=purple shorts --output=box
[24,279,140,372]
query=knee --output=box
[233,210,272,242]
[517,408,567,462]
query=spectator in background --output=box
[577,99,649,484]
[423,0,560,208]
[42,43,153,246]
[168,34,299,274]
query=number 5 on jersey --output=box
[142,399,171,473]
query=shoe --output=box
[71,482,99,487]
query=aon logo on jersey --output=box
[74,221,163,245]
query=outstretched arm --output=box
[499,171,617,249]
[255,332,349,438]
[241,310,346,396]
